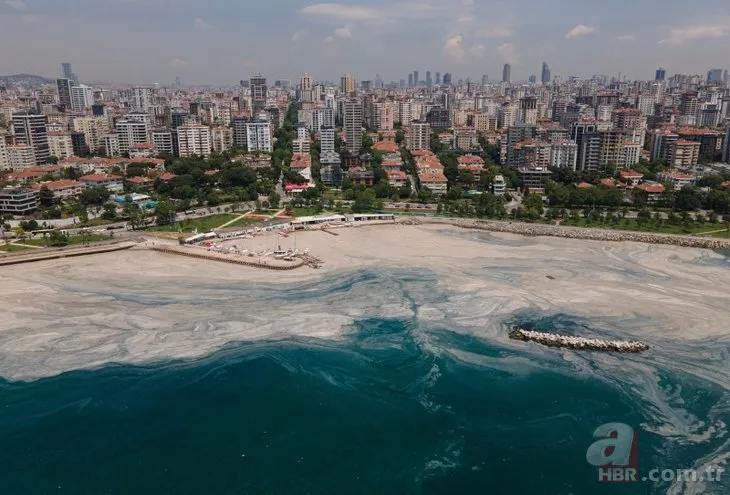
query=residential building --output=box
[343,98,362,154]
[103,134,121,156]
[114,119,149,155]
[232,117,249,148]
[31,180,84,200]
[250,74,268,112]
[151,129,174,156]
[129,143,159,158]
[56,78,73,110]
[132,87,153,112]
[12,112,50,165]
[73,116,111,153]
[419,171,448,195]
[176,124,212,157]
[493,175,506,195]
[47,132,74,159]
[0,187,38,215]
[320,126,335,154]
[246,120,272,152]
[211,126,233,153]
[0,139,8,171]
[657,171,696,190]
[7,145,36,171]
[503,64,511,83]
[408,121,430,151]
[71,84,94,111]
[79,174,124,193]
[671,139,700,168]
[341,73,355,96]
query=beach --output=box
[1,223,729,494]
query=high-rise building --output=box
[250,74,268,112]
[408,74,414,87]
[56,78,73,111]
[343,98,362,154]
[481,74,488,86]
[71,84,94,111]
[408,121,430,151]
[541,62,551,84]
[176,124,212,157]
[655,67,666,82]
[246,119,272,152]
[413,70,419,87]
[340,73,355,96]
[114,118,149,155]
[426,71,432,87]
[435,72,441,85]
[132,87,153,111]
[503,64,511,83]
[442,73,452,85]
[300,73,314,103]
[707,68,723,85]
[73,116,111,153]
[12,112,50,165]
[61,62,78,84]
[232,117,249,149]
[152,129,174,156]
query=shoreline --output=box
[407,217,730,250]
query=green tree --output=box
[49,230,69,247]
[155,200,176,226]
[38,186,55,207]
[102,202,117,220]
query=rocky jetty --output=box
[509,327,648,353]
[456,220,730,249]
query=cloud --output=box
[659,24,730,44]
[333,26,352,38]
[193,18,213,31]
[4,0,26,10]
[443,34,465,61]
[616,34,635,41]
[167,58,188,69]
[324,36,334,42]
[301,3,379,21]
[497,42,519,65]
[474,26,513,38]
[469,43,485,58]
[565,24,597,39]
[292,28,310,41]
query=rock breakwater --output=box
[509,327,648,353]
[455,220,730,249]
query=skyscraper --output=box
[408,74,413,87]
[413,70,419,87]
[343,98,362,155]
[503,64,511,83]
[61,62,78,84]
[426,71,432,87]
[541,62,551,84]
[435,72,441,85]
[56,78,73,111]
[442,73,452,85]
[655,67,666,82]
[300,73,313,103]
[71,84,94,111]
[250,74,268,112]
[707,68,723,85]
[340,73,355,96]
[12,112,50,165]
[481,74,488,86]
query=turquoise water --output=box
[1,316,727,494]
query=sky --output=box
[1,0,730,85]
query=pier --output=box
[0,241,136,266]
[509,327,648,353]
[148,245,311,270]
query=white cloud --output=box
[292,28,310,41]
[497,42,519,65]
[616,34,635,41]
[469,43,485,58]
[659,24,730,44]
[167,58,188,69]
[193,18,213,31]
[566,24,597,39]
[333,26,352,38]
[301,3,379,21]
[324,36,334,42]
[4,0,26,10]
[474,26,513,38]
[443,34,465,61]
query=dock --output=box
[509,327,648,353]
[148,245,310,270]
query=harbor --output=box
[509,327,649,353]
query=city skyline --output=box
[1,0,730,84]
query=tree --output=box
[523,194,545,216]
[38,186,55,207]
[49,230,69,247]
[102,202,117,220]
[155,200,176,226]
[268,192,281,208]
[124,202,145,230]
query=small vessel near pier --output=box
[509,327,648,353]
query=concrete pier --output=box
[148,245,308,270]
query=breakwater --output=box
[0,241,136,267]
[148,245,307,270]
[452,220,730,249]
[509,328,648,353]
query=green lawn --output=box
[290,208,324,217]
[20,234,112,247]
[148,214,239,233]
[226,217,262,228]
[559,217,723,236]
[707,229,730,238]
[0,243,30,252]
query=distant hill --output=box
[0,74,54,86]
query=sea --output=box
[0,233,728,495]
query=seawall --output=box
[0,241,137,267]
[148,245,307,270]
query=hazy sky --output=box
[1,0,730,85]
